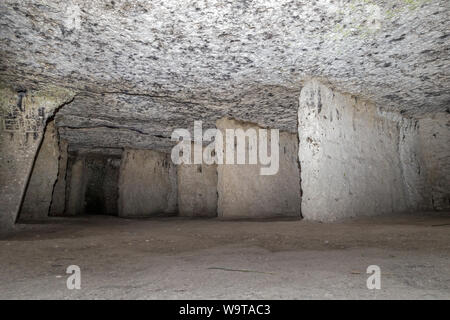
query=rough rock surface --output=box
[217,118,301,218]
[1,0,449,150]
[55,89,298,151]
[177,165,218,217]
[177,143,218,217]
[416,115,450,210]
[299,79,409,221]
[118,149,177,217]
[299,79,449,221]
[400,113,450,211]
[65,154,86,216]
[49,139,68,216]
[0,86,74,233]
[20,120,60,220]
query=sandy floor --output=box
[1,213,449,299]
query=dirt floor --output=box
[1,213,449,299]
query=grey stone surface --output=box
[0,86,74,233]
[1,215,450,299]
[1,0,449,150]
[217,118,301,219]
[20,120,60,220]
[409,114,450,210]
[49,139,68,216]
[299,79,408,221]
[177,143,218,217]
[65,154,87,216]
[118,149,177,217]
[298,79,449,221]
[54,87,298,151]
[0,1,448,227]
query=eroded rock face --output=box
[1,0,449,150]
[299,80,409,221]
[49,139,68,216]
[0,1,448,226]
[65,154,86,216]
[55,88,298,150]
[298,79,450,221]
[0,86,74,233]
[20,120,60,221]
[118,149,177,217]
[216,118,301,219]
[401,114,450,211]
[177,143,218,217]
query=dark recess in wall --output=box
[67,152,121,216]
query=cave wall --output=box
[298,79,408,221]
[216,118,301,219]
[65,154,87,216]
[0,86,74,234]
[20,120,60,220]
[118,149,177,217]
[0,82,444,230]
[102,157,122,215]
[177,143,218,217]
[49,139,68,216]
[418,114,450,210]
[400,113,450,211]
[398,118,427,211]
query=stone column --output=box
[118,149,177,217]
[65,154,87,216]
[0,86,74,234]
[415,114,450,211]
[49,139,69,216]
[298,79,408,221]
[19,120,60,220]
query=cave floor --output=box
[1,213,449,299]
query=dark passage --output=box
[65,152,121,216]
[84,155,120,216]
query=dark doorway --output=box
[65,152,121,216]
[83,155,120,215]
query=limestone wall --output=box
[177,143,218,217]
[418,114,450,210]
[102,158,121,215]
[0,86,74,234]
[298,80,408,221]
[118,149,177,217]
[65,155,87,216]
[20,121,60,220]
[216,118,301,219]
[400,113,450,211]
[398,118,426,211]
[49,139,68,216]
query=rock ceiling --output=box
[1,0,449,150]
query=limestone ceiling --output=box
[1,0,449,150]
[56,86,298,151]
